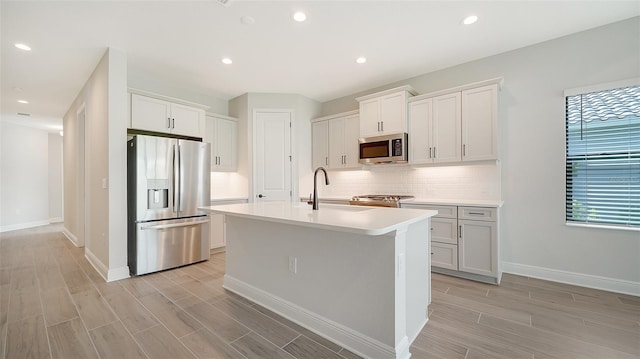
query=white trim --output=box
[311,110,359,123]
[224,275,408,359]
[355,85,418,102]
[409,77,504,103]
[566,221,640,233]
[205,112,237,121]
[502,261,640,296]
[0,220,49,233]
[128,88,210,110]
[49,217,63,224]
[85,247,130,283]
[107,266,130,282]
[564,77,640,97]
[62,227,80,247]
[84,248,108,281]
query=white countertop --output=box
[210,197,249,203]
[199,202,437,236]
[298,196,504,207]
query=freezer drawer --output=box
[129,217,210,275]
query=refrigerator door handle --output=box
[172,144,179,213]
[141,219,210,230]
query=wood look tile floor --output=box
[1,225,639,359]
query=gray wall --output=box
[321,18,640,290]
[63,48,129,281]
[0,123,50,231]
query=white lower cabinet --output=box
[210,213,226,250]
[209,199,248,251]
[458,207,498,277]
[401,202,500,283]
[431,242,458,270]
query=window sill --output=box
[565,221,640,233]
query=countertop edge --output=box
[401,198,504,207]
[199,204,436,236]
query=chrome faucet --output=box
[310,167,330,210]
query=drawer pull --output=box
[468,212,485,216]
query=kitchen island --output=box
[199,202,436,359]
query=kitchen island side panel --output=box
[222,215,430,359]
[224,216,396,344]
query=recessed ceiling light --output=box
[221,57,233,65]
[17,100,29,104]
[14,43,31,51]
[463,15,478,25]
[240,15,255,25]
[356,57,367,64]
[293,11,306,22]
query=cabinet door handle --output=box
[433,147,437,158]
[167,117,171,129]
[459,225,462,238]
[463,144,466,156]
[428,147,432,158]
[381,121,384,132]
[468,212,485,216]
[325,157,328,165]
[377,122,380,131]
[172,118,175,129]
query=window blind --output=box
[565,85,640,227]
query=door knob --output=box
[258,194,265,198]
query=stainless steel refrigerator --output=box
[127,134,211,275]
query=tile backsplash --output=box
[317,163,501,200]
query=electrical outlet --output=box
[288,256,297,274]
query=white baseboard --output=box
[62,227,80,247]
[0,220,49,233]
[49,217,63,224]
[107,266,130,282]
[224,275,407,359]
[84,248,108,282]
[502,261,640,296]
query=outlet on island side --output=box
[288,256,297,274]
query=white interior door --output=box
[254,110,292,202]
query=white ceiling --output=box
[2,1,639,132]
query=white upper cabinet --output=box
[312,111,360,170]
[204,114,237,172]
[356,86,417,138]
[130,93,206,138]
[170,103,205,137]
[328,114,359,169]
[408,79,501,165]
[408,98,432,164]
[462,84,498,161]
[409,92,461,164]
[312,120,329,169]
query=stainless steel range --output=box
[349,195,414,208]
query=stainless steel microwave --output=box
[359,133,408,164]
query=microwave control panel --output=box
[391,138,403,156]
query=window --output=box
[565,83,640,228]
